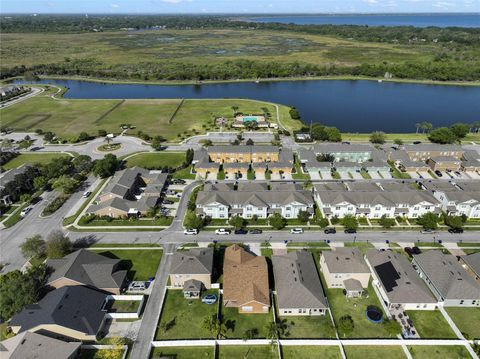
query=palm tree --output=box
[415,123,421,134]
[265,322,279,352]
[231,105,239,116]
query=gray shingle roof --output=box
[10,286,107,335]
[317,190,438,207]
[273,251,328,310]
[461,252,480,277]
[413,250,480,300]
[183,279,203,292]
[197,189,313,207]
[171,248,213,275]
[322,247,370,274]
[314,143,372,153]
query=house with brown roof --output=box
[223,245,270,314]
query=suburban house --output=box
[365,250,437,310]
[313,143,373,163]
[223,245,270,313]
[460,252,480,283]
[223,162,250,179]
[403,144,464,162]
[0,332,81,359]
[461,150,480,173]
[273,251,329,316]
[412,250,480,307]
[420,180,480,218]
[0,85,24,100]
[87,167,168,218]
[314,181,441,219]
[427,156,462,171]
[169,248,214,299]
[320,247,370,297]
[9,286,108,341]
[45,249,128,294]
[194,161,220,179]
[388,149,431,172]
[208,145,280,163]
[196,181,314,219]
[0,164,34,205]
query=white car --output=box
[184,228,198,235]
[82,191,92,198]
[215,228,231,235]
[290,228,304,234]
[20,207,32,217]
[127,281,146,292]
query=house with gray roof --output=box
[0,332,80,359]
[0,164,33,205]
[365,250,437,310]
[46,249,128,294]
[273,251,329,316]
[9,286,108,341]
[412,250,480,307]
[170,248,214,294]
[320,247,370,297]
[460,252,480,283]
[313,143,373,163]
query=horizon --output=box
[2,12,479,15]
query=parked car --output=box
[404,247,414,257]
[20,207,32,217]
[249,229,263,234]
[454,171,462,177]
[172,179,186,185]
[412,246,421,255]
[128,281,146,292]
[448,227,464,234]
[420,229,434,234]
[434,170,443,177]
[413,141,422,144]
[215,228,231,235]
[290,228,304,234]
[324,227,336,234]
[82,191,92,198]
[163,200,174,205]
[234,229,248,235]
[184,229,198,235]
[344,228,357,234]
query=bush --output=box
[370,131,386,144]
[45,230,72,259]
[379,215,395,229]
[269,213,287,230]
[42,194,68,216]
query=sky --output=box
[1,0,479,14]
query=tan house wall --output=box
[93,206,128,218]
[12,323,102,341]
[320,254,370,288]
[195,168,218,179]
[239,300,269,314]
[427,159,461,171]
[406,150,464,162]
[270,167,292,175]
[169,273,212,289]
[99,193,124,203]
[48,278,123,294]
[224,168,249,178]
[209,151,279,164]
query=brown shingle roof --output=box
[223,245,270,308]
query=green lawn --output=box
[79,216,173,227]
[344,346,406,359]
[150,346,214,359]
[125,152,186,169]
[406,310,457,339]
[323,277,401,338]
[278,314,336,339]
[93,249,162,281]
[156,289,218,340]
[344,242,375,254]
[218,345,278,359]
[2,153,72,170]
[221,306,274,339]
[172,165,196,179]
[292,157,310,180]
[408,345,472,359]
[445,307,480,339]
[281,346,342,359]
[107,300,141,313]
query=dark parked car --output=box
[172,179,186,185]
[344,228,357,234]
[404,247,414,257]
[324,228,336,234]
[413,141,422,144]
[412,246,421,255]
[249,229,263,234]
[234,229,248,235]
[448,227,464,234]
[435,170,443,177]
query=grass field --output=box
[217,345,277,359]
[125,152,186,169]
[445,307,480,339]
[2,153,72,170]
[343,346,406,359]
[281,346,342,359]
[406,310,457,339]
[150,347,214,359]
[221,306,274,339]
[408,345,472,359]
[277,313,336,339]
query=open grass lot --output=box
[344,346,406,359]
[406,310,457,339]
[156,289,218,340]
[2,153,72,170]
[125,152,186,169]
[277,313,336,339]
[281,346,342,359]
[445,307,480,339]
[92,249,162,281]
[408,345,472,359]
[221,306,273,339]
[150,346,214,359]
[343,132,480,144]
[323,277,401,338]
[218,345,277,359]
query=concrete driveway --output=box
[379,171,393,179]
[339,171,350,179]
[466,171,480,179]
[369,171,381,179]
[418,171,433,179]
[351,171,363,180]
[321,171,332,180]
[309,171,321,180]
[255,171,266,180]
[408,171,420,179]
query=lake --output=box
[14,79,480,133]
[246,14,480,28]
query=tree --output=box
[45,230,72,259]
[417,212,439,230]
[310,124,327,141]
[202,139,213,147]
[289,107,300,120]
[444,215,463,229]
[185,148,194,165]
[393,138,403,146]
[77,132,90,142]
[338,315,355,336]
[93,154,119,178]
[324,126,342,142]
[415,123,421,134]
[419,121,433,133]
[231,105,238,116]
[229,215,246,230]
[242,328,259,341]
[72,155,93,173]
[341,215,358,231]
[52,175,79,194]
[379,215,395,229]
[20,235,46,259]
[428,127,458,144]
[160,317,176,334]
[184,211,205,230]
[317,153,335,162]
[370,131,386,144]
[98,129,107,137]
[382,319,400,336]
[297,210,310,224]
[246,138,254,145]
[43,131,55,142]
[33,176,48,190]
[265,322,279,351]
[269,213,287,230]
[151,135,166,151]
[203,314,227,338]
[450,123,469,139]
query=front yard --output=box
[406,310,457,339]
[220,306,274,339]
[343,346,406,359]
[408,345,472,359]
[217,345,277,359]
[150,346,214,359]
[281,346,342,359]
[445,307,480,339]
[156,289,218,340]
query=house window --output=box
[242,306,253,312]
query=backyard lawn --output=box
[125,152,186,169]
[408,345,472,359]
[156,289,218,340]
[172,165,196,179]
[445,307,480,339]
[277,312,336,339]
[217,345,278,359]
[150,346,214,359]
[2,153,72,170]
[281,346,342,359]
[406,310,457,339]
[93,249,162,281]
[343,346,406,359]
[107,300,141,313]
[221,306,274,339]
